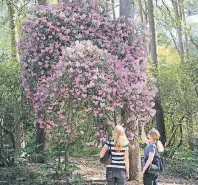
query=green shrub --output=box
[71,142,99,158]
[165,148,198,179]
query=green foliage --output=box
[0,163,84,185]
[165,148,198,179]
[0,61,21,146]
[184,53,198,88]
[158,47,198,148]
[71,142,99,158]
[158,47,183,115]
[0,60,35,163]
[0,61,20,99]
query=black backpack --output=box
[145,144,165,174]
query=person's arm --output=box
[100,147,108,158]
[141,152,155,174]
[141,124,150,145]
[100,141,109,158]
[124,148,129,180]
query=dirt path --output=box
[0,157,197,185]
[73,157,197,185]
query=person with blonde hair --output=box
[100,125,129,185]
[141,124,164,185]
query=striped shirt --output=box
[104,140,129,172]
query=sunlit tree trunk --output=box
[122,111,141,181]
[7,0,17,61]
[180,0,188,53]
[138,0,144,23]
[119,0,140,181]
[172,0,184,63]
[121,109,140,181]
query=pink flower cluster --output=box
[19,1,156,143]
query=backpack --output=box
[145,143,165,174]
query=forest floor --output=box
[73,157,197,185]
[0,156,197,185]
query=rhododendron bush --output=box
[19,1,156,144]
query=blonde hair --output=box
[112,125,129,151]
[149,128,164,152]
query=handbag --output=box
[100,141,112,165]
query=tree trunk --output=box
[186,117,194,150]
[119,1,140,181]
[7,0,17,61]
[14,101,25,149]
[44,128,51,150]
[148,0,166,146]
[180,0,188,53]
[33,124,46,163]
[128,136,141,181]
[33,0,48,162]
[148,0,158,67]
[35,124,45,154]
[64,144,70,171]
[111,0,116,19]
[120,0,134,18]
[138,0,144,23]
[38,0,48,5]
[121,108,140,181]
[0,119,4,163]
[171,0,184,62]
[0,119,3,148]
[154,97,166,146]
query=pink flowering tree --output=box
[19,0,156,176]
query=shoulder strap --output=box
[154,143,160,156]
[109,140,112,151]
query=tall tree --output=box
[35,0,48,160]
[138,0,144,23]
[120,0,134,18]
[6,0,25,150]
[7,0,17,61]
[119,0,141,181]
[148,0,166,145]
[171,0,184,63]
[111,0,116,19]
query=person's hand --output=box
[140,169,145,178]
[126,172,129,180]
[140,171,144,177]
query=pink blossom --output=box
[19,2,156,141]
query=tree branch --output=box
[190,35,198,50]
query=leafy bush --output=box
[71,142,99,158]
[165,148,198,179]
